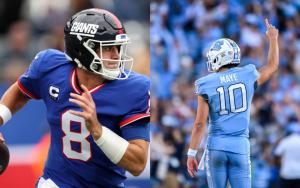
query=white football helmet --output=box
[206,38,240,72]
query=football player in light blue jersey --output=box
[187,19,279,188]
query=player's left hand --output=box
[187,156,198,178]
[69,84,102,140]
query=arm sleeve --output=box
[17,50,48,99]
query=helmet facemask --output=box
[81,34,133,80]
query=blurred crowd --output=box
[0,0,150,85]
[150,0,300,188]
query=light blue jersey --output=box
[195,64,259,188]
[195,64,259,154]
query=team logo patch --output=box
[70,22,99,37]
[211,40,224,51]
[49,85,60,101]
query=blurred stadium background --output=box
[0,0,150,187]
[150,0,300,188]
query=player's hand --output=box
[69,84,102,140]
[187,156,198,178]
[265,18,278,41]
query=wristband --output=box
[94,126,129,164]
[187,148,197,157]
[0,104,12,125]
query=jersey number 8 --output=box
[61,111,91,161]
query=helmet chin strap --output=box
[102,68,121,80]
[90,60,121,80]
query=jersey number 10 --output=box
[216,83,247,115]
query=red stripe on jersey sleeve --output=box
[17,79,40,99]
[119,114,150,128]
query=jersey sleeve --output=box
[119,77,150,141]
[245,64,260,83]
[17,50,49,99]
[194,78,208,100]
[121,118,150,141]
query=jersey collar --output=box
[70,68,105,94]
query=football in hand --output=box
[0,142,9,175]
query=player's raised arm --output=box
[0,82,29,125]
[257,19,279,86]
[187,95,209,177]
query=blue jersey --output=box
[18,49,150,188]
[195,64,259,154]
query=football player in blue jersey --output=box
[0,8,150,187]
[186,19,278,188]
